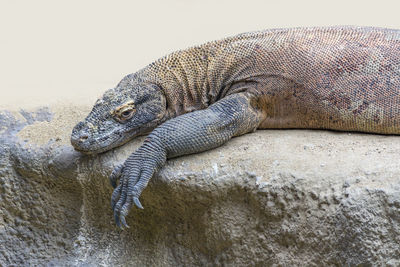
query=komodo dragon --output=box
[71,26,400,227]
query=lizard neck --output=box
[138,29,297,120]
[139,47,211,119]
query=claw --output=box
[133,197,144,209]
[114,211,121,228]
[119,201,132,228]
[120,215,129,228]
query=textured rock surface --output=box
[0,104,399,266]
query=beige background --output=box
[1,0,400,109]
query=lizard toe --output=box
[120,203,131,228]
[111,184,122,209]
[114,209,121,228]
[110,163,124,188]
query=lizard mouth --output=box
[71,126,148,155]
[71,131,132,155]
[71,118,160,155]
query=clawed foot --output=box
[109,144,166,228]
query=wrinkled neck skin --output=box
[142,38,276,120]
[141,47,211,120]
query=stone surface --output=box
[0,104,399,266]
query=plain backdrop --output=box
[1,0,400,109]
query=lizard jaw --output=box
[71,125,155,155]
[71,128,138,155]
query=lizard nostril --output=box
[79,135,89,142]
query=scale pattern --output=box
[71,26,400,227]
[145,26,400,134]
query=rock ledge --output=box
[0,105,399,266]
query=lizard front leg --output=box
[111,92,264,228]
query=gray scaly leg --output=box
[111,92,263,228]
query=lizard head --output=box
[71,74,167,154]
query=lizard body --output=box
[71,26,400,227]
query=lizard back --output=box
[143,26,400,134]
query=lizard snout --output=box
[71,122,90,148]
[71,132,89,146]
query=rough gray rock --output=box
[0,104,399,266]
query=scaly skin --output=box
[71,26,400,227]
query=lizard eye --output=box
[121,110,133,118]
[112,100,136,122]
[117,108,135,121]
